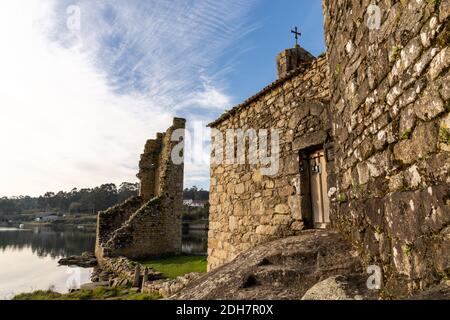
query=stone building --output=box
[208,0,449,295]
[208,50,331,270]
[96,118,185,262]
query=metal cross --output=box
[291,26,301,47]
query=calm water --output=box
[182,228,208,256]
[0,225,207,299]
[0,226,95,300]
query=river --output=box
[0,225,207,299]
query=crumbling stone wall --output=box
[208,56,330,270]
[96,118,186,261]
[323,0,450,295]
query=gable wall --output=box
[208,57,330,270]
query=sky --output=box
[0,0,325,197]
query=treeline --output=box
[0,183,139,217]
[183,186,209,201]
[0,184,209,218]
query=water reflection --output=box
[182,226,208,255]
[0,224,208,299]
[0,226,96,259]
[0,226,95,300]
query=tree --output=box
[68,202,82,214]
[0,198,21,216]
[118,182,139,202]
[183,186,209,201]
[1,182,139,217]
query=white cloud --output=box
[0,1,172,196]
[176,83,232,111]
[0,0,258,197]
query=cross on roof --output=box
[291,26,301,47]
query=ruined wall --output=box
[323,0,450,295]
[96,118,185,261]
[208,57,330,270]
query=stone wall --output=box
[276,45,315,78]
[96,118,186,261]
[323,0,450,295]
[208,56,330,270]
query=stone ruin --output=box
[208,0,450,297]
[95,118,186,263]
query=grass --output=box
[401,128,413,140]
[389,46,401,62]
[334,64,342,77]
[140,255,207,279]
[14,255,208,300]
[403,243,414,257]
[336,193,348,203]
[440,127,450,145]
[13,287,161,301]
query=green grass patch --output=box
[13,287,161,301]
[403,243,414,257]
[13,290,63,300]
[336,193,348,203]
[140,255,207,279]
[389,46,401,62]
[400,128,413,140]
[440,127,450,145]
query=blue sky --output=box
[0,0,325,196]
[217,0,326,107]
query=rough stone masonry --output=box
[208,52,330,271]
[323,0,449,296]
[95,118,186,263]
[208,0,449,297]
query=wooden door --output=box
[309,150,330,229]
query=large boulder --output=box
[301,275,378,300]
[409,281,450,300]
[172,230,373,300]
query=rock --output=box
[414,91,445,121]
[429,47,450,80]
[409,281,450,300]
[90,267,115,283]
[274,204,289,214]
[91,275,99,283]
[58,253,97,268]
[80,281,110,291]
[301,275,378,300]
[393,121,439,165]
[81,252,93,258]
[142,272,202,298]
[142,267,149,291]
[117,278,129,287]
[172,230,365,300]
[132,264,141,288]
[100,271,113,281]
